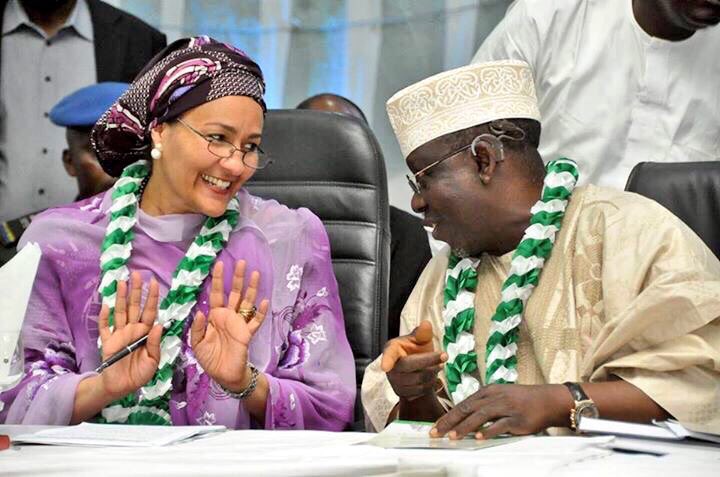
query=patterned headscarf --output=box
[92,36,266,177]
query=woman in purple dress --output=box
[0,37,355,430]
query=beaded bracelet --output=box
[222,363,259,400]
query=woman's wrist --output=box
[220,364,258,398]
[72,374,122,424]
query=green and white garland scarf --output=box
[442,159,579,404]
[96,159,239,425]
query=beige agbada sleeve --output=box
[361,186,720,434]
[361,255,448,432]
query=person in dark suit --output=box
[0,0,166,224]
[297,93,433,339]
[0,0,167,82]
[0,0,165,264]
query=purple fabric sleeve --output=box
[261,212,356,430]
[6,372,97,425]
[0,234,93,425]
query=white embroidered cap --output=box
[386,60,541,159]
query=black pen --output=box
[94,334,150,373]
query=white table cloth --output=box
[2,426,719,477]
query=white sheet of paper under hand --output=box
[0,242,41,391]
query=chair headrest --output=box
[625,161,720,258]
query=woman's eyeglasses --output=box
[176,118,272,170]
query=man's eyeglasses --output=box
[406,120,526,195]
[406,136,483,195]
[176,118,272,170]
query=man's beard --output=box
[452,247,471,258]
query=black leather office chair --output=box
[625,161,720,259]
[245,109,391,429]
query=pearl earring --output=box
[151,143,162,160]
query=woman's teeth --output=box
[202,174,231,190]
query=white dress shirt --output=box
[473,0,720,190]
[0,0,96,222]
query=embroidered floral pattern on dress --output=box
[286,265,303,291]
[305,323,327,345]
[316,287,328,297]
[273,395,297,429]
[34,342,76,377]
[279,330,310,370]
[196,410,217,425]
[277,290,332,370]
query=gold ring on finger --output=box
[237,306,257,323]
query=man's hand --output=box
[382,320,448,422]
[430,384,573,440]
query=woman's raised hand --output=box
[190,260,269,394]
[97,271,163,400]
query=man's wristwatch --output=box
[563,382,599,431]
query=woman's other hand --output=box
[190,260,269,394]
[97,271,163,400]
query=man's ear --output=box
[62,149,76,177]
[471,134,504,185]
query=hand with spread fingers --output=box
[97,271,163,400]
[381,320,448,422]
[430,384,571,440]
[190,260,270,395]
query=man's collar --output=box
[2,0,93,41]
[2,0,26,35]
[69,0,93,41]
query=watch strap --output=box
[563,382,589,402]
[563,382,596,432]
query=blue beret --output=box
[50,82,129,128]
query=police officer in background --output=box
[0,82,127,265]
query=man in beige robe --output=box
[361,60,720,437]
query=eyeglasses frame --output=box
[175,118,272,170]
[405,120,526,195]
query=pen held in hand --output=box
[95,334,149,374]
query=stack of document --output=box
[12,422,226,447]
[579,417,720,444]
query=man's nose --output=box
[410,190,427,213]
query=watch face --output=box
[577,400,600,420]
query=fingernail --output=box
[475,432,484,440]
[429,427,439,437]
[448,431,457,440]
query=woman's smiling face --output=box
[147,95,264,217]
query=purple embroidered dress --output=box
[0,189,356,430]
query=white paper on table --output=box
[12,422,227,447]
[365,420,527,450]
[0,242,41,380]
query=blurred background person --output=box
[0,81,127,266]
[297,92,432,339]
[0,0,166,224]
[473,0,720,190]
[51,81,127,201]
